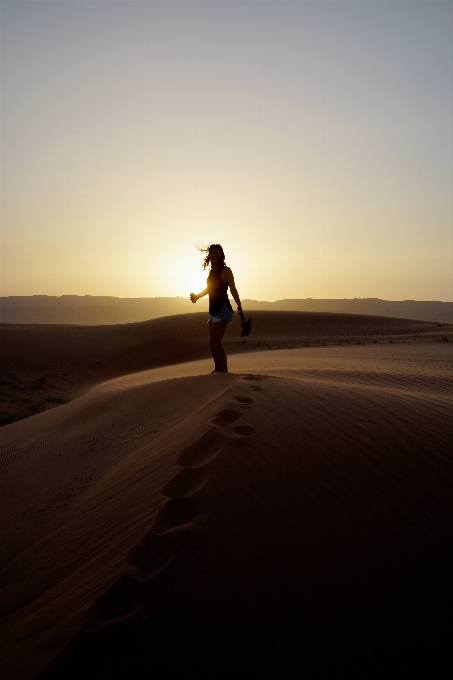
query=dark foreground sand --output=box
[0,312,452,678]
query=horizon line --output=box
[1,295,452,304]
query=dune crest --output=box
[1,310,447,427]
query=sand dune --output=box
[0,310,446,427]
[0,314,452,678]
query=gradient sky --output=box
[1,0,452,302]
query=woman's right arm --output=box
[190,287,208,303]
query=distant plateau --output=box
[1,295,452,325]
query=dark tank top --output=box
[207,266,233,316]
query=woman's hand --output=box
[190,287,208,303]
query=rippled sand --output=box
[1,313,452,678]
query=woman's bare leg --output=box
[210,321,229,372]
[209,323,219,372]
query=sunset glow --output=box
[1,1,452,301]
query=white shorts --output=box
[208,304,234,324]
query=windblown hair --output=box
[198,243,226,270]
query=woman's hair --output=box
[198,243,226,270]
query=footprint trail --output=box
[39,372,266,679]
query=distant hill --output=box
[0,296,204,325]
[0,295,452,325]
[243,298,453,324]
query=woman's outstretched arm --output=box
[190,287,208,303]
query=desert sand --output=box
[0,312,452,678]
[0,311,446,426]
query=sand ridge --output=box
[1,310,448,426]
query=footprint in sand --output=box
[161,465,210,499]
[211,409,244,427]
[83,574,142,631]
[151,497,204,535]
[208,388,258,446]
[232,425,256,437]
[128,498,204,577]
[240,374,266,391]
[177,428,226,468]
[224,424,257,448]
[128,530,178,577]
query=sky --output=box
[1,0,452,302]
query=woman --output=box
[190,244,243,374]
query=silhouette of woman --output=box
[190,244,243,373]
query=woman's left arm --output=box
[224,267,243,315]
